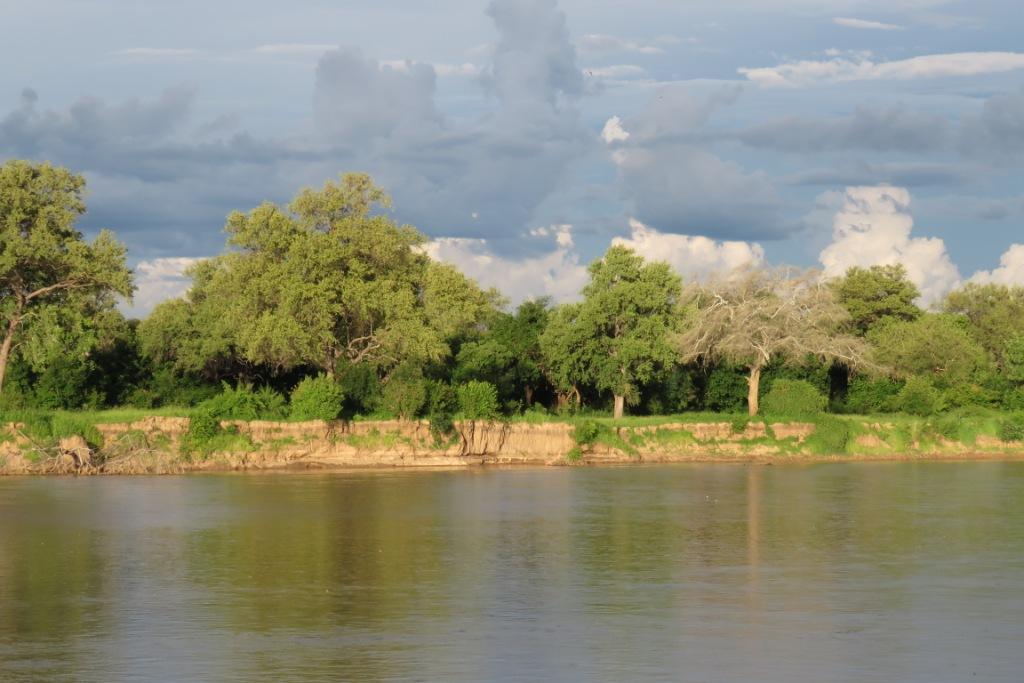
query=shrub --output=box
[380,374,428,420]
[843,376,901,414]
[457,381,499,420]
[572,420,601,447]
[730,415,750,434]
[894,377,944,416]
[998,413,1024,442]
[806,415,851,455]
[929,413,963,441]
[703,366,748,412]
[49,414,104,449]
[198,383,288,421]
[761,379,827,418]
[187,408,221,444]
[290,375,345,421]
[426,381,458,443]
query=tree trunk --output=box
[0,317,20,397]
[613,394,625,419]
[747,364,762,416]
[524,385,534,407]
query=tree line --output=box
[4,159,1024,421]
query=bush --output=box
[198,383,288,421]
[843,376,901,414]
[572,420,601,447]
[998,413,1024,442]
[380,370,429,420]
[761,379,827,418]
[457,381,500,420]
[894,377,945,416]
[806,415,851,455]
[703,366,748,412]
[290,375,345,421]
[187,409,221,444]
[426,382,458,444]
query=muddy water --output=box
[1,463,1023,682]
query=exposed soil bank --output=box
[2,417,1023,475]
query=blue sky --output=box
[2,0,1023,313]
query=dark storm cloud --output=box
[609,86,790,241]
[736,106,952,153]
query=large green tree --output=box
[830,264,921,335]
[0,160,133,397]
[868,313,990,389]
[147,173,494,381]
[540,246,681,418]
[678,268,870,415]
[944,283,1024,368]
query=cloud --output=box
[601,116,630,143]
[736,106,950,153]
[819,186,961,305]
[740,52,1024,87]
[612,219,765,280]
[833,17,903,30]
[970,245,1024,286]
[123,257,203,318]
[960,87,1024,156]
[578,34,667,56]
[585,64,648,81]
[424,226,588,304]
[252,43,337,56]
[112,47,202,59]
[785,161,972,187]
[607,87,788,241]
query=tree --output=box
[830,264,920,335]
[944,283,1024,367]
[678,268,870,415]
[539,246,681,419]
[0,160,133,397]
[867,313,990,389]
[150,173,495,380]
[454,298,550,408]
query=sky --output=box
[1,0,1023,315]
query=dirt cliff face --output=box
[3,417,1020,475]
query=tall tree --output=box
[868,313,990,389]
[540,246,681,418]
[155,173,495,379]
[0,160,132,396]
[830,264,921,335]
[678,268,870,415]
[944,283,1024,368]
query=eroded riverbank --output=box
[3,416,1024,475]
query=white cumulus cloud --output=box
[740,51,1024,87]
[424,227,588,304]
[833,17,903,30]
[123,257,203,319]
[601,116,630,143]
[612,219,765,281]
[970,244,1024,286]
[819,186,961,305]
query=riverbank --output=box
[3,413,1024,475]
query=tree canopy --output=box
[830,264,921,335]
[0,160,133,397]
[678,268,870,415]
[539,246,681,418]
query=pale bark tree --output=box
[677,267,871,415]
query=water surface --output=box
[1,462,1023,682]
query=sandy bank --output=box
[3,416,1023,475]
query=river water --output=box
[1,463,1022,682]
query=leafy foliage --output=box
[761,379,827,417]
[831,264,920,335]
[998,413,1024,442]
[894,377,945,417]
[289,375,345,421]
[198,383,288,421]
[457,381,499,420]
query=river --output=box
[1,462,1023,682]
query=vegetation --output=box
[5,159,1024,465]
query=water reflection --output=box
[1,463,1023,682]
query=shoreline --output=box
[4,415,1024,475]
